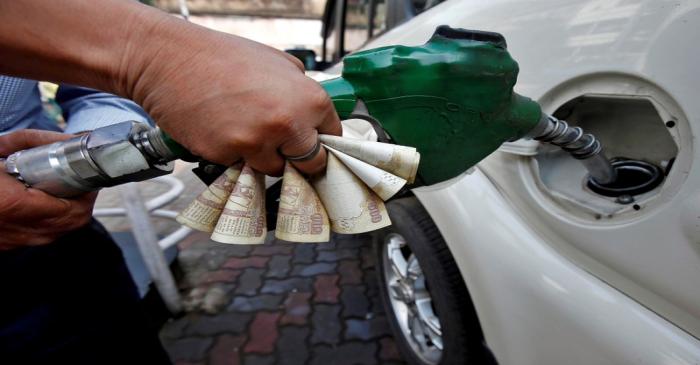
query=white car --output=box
[317,0,700,364]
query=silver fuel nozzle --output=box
[4,121,175,198]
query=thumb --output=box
[0,172,72,218]
[0,129,74,157]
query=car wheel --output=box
[374,197,492,365]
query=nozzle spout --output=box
[530,114,617,185]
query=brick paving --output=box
[95,164,407,365]
[160,231,406,365]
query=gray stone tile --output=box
[344,317,391,341]
[187,240,254,259]
[341,285,370,318]
[290,262,337,277]
[235,268,265,296]
[244,354,276,365]
[317,248,359,262]
[229,294,285,312]
[336,234,371,249]
[338,260,363,285]
[276,326,310,365]
[266,255,291,278]
[260,277,313,294]
[293,244,317,264]
[310,304,342,345]
[185,311,253,336]
[314,239,337,251]
[363,269,384,314]
[163,337,214,362]
[360,246,376,269]
[310,342,378,365]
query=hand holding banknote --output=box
[177,129,420,244]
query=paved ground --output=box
[95,164,406,365]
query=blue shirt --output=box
[0,75,152,134]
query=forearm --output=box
[0,0,191,101]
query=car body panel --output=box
[413,171,700,364]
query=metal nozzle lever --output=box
[530,114,617,185]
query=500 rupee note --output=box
[275,163,330,242]
[176,163,243,232]
[325,146,406,201]
[319,134,420,183]
[211,164,267,244]
[312,152,390,234]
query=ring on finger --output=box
[281,140,322,162]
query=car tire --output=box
[374,197,492,365]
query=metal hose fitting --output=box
[529,114,617,185]
[132,127,180,163]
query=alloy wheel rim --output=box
[383,233,443,364]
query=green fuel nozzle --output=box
[320,25,615,185]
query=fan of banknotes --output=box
[176,134,420,244]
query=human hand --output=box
[0,130,97,250]
[121,18,342,176]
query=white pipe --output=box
[94,175,184,215]
[150,209,193,249]
[145,175,185,211]
[159,226,193,250]
[93,175,191,312]
[93,207,192,249]
[120,183,182,314]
